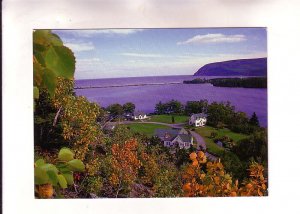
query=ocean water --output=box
[75,75,268,127]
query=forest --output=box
[33,30,268,198]
[183,77,267,88]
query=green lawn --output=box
[195,126,249,156]
[123,123,171,137]
[149,114,189,124]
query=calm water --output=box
[75,75,268,127]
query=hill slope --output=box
[194,58,267,76]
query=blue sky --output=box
[54,28,267,79]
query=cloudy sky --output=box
[54,28,267,79]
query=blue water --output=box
[75,75,267,127]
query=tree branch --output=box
[53,106,62,126]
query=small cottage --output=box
[154,128,193,149]
[189,113,207,127]
[132,111,148,120]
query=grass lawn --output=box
[123,123,172,137]
[149,114,189,124]
[195,126,249,156]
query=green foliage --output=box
[62,172,74,185]
[106,103,124,118]
[152,163,182,197]
[185,100,208,115]
[233,129,268,163]
[154,100,184,115]
[207,101,235,127]
[122,102,136,114]
[58,148,74,161]
[220,151,248,181]
[57,174,68,188]
[67,159,85,172]
[249,112,260,127]
[209,77,267,88]
[33,30,75,97]
[82,176,103,196]
[34,148,85,194]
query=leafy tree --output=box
[233,129,268,163]
[123,102,135,114]
[167,99,184,114]
[185,100,208,115]
[109,139,141,197]
[107,103,124,118]
[182,152,267,197]
[34,30,105,199]
[220,152,248,181]
[171,115,175,123]
[154,101,167,114]
[207,102,235,127]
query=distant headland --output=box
[194,58,267,76]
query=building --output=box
[132,111,148,120]
[189,113,207,127]
[154,128,193,149]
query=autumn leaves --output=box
[182,152,267,197]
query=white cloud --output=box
[177,34,246,45]
[65,42,95,52]
[120,52,164,58]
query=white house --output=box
[154,128,193,149]
[132,111,148,120]
[189,113,207,127]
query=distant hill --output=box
[194,58,267,76]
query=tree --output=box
[171,115,175,123]
[207,102,235,127]
[167,99,184,114]
[182,151,267,197]
[233,129,267,163]
[220,151,248,181]
[123,102,135,114]
[249,112,260,127]
[107,103,124,118]
[109,139,141,197]
[154,101,167,114]
[185,100,208,115]
[34,30,105,199]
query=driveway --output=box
[190,130,218,162]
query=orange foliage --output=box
[182,152,267,197]
[109,139,141,194]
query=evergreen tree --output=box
[249,112,260,127]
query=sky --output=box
[54,28,267,79]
